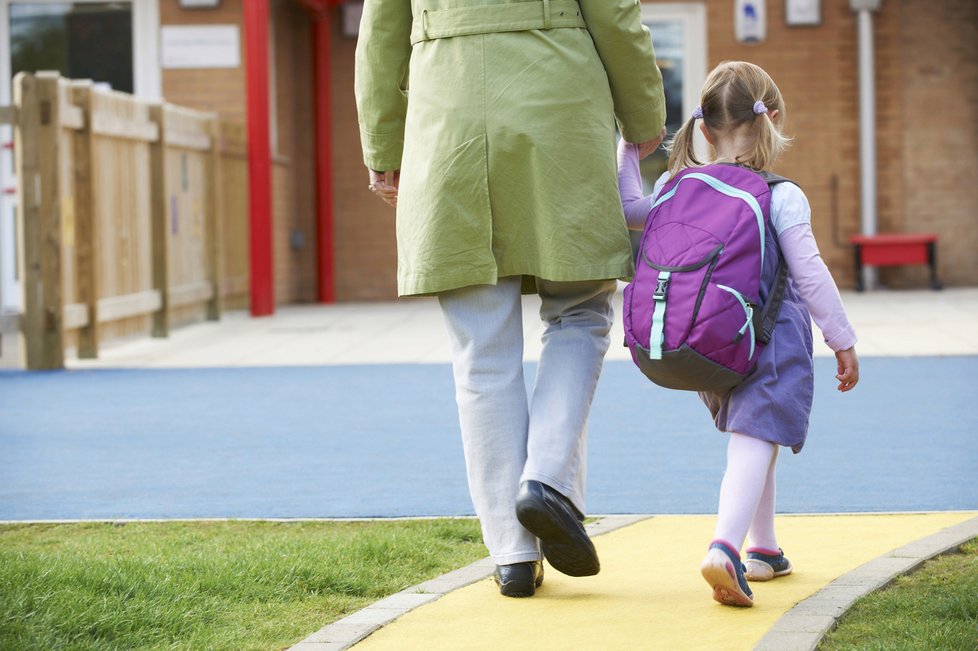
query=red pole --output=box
[243,0,275,316]
[312,10,336,303]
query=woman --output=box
[355,0,665,597]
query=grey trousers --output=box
[438,276,616,564]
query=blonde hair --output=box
[666,61,791,176]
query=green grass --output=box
[5,522,975,650]
[0,519,486,651]
[820,538,978,651]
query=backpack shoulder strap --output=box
[757,170,795,188]
[753,171,795,344]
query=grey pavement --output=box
[2,287,976,370]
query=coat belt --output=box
[411,0,586,45]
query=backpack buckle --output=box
[654,276,670,299]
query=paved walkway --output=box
[55,286,978,367]
[2,287,977,649]
[300,512,978,651]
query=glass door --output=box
[624,3,706,254]
[640,2,708,192]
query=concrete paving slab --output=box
[41,287,978,370]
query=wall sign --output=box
[161,25,240,69]
[343,2,363,38]
[735,0,767,43]
[786,0,821,26]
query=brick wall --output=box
[159,0,318,305]
[272,0,317,303]
[326,0,898,297]
[330,12,399,300]
[162,0,977,302]
[159,0,246,123]
[688,0,910,290]
[898,0,978,287]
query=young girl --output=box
[618,61,860,607]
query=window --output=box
[11,2,133,92]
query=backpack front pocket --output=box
[686,282,758,375]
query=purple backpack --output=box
[623,163,789,393]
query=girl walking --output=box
[618,61,859,607]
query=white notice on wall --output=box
[786,0,821,25]
[735,0,767,43]
[161,25,240,69]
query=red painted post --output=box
[312,9,336,303]
[243,0,275,316]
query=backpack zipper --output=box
[717,284,756,360]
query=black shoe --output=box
[515,480,600,577]
[494,561,544,598]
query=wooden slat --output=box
[17,72,66,369]
[222,275,249,296]
[63,303,90,330]
[168,281,214,308]
[69,82,100,358]
[0,312,21,333]
[60,104,84,130]
[91,113,159,143]
[219,145,247,158]
[166,129,212,152]
[0,105,15,125]
[205,116,222,320]
[96,290,162,324]
[149,103,168,338]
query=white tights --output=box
[713,432,780,553]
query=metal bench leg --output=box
[853,244,865,292]
[927,241,943,290]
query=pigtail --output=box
[665,114,702,177]
[738,101,791,171]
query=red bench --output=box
[849,233,942,291]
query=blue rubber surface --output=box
[1,357,976,520]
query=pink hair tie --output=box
[691,106,704,120]
[753,100,768,115]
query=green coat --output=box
[355,0,665,296]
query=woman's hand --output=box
[834,346,859,392]
[368,169,400,208]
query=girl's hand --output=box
[368,169,399,208]
[633,127,668,160]
[834,347,859,392]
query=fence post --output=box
[149,102,169,338]
[206,115,223,320]
[15,72,65,370]
[70,81,99,358]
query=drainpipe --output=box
[295,0,338,303]
[850,0,882,290]
[243,0,275,315]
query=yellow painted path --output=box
[354,512,976,650]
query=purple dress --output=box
[699,226,814,453]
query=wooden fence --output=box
[11,72,249,369]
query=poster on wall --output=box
[161,25,240,69]
[735,0,767,43]
[786,0,821,26]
